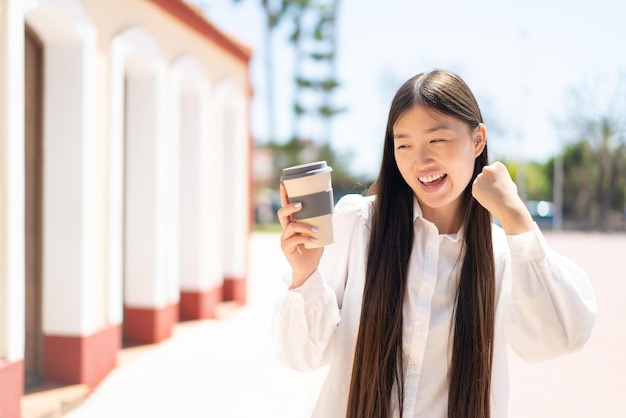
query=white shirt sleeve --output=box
[273,271,341,371]
[502,225,597,363]
[273,195,370,371]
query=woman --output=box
[275,69,596,418]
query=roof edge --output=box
[147,0,252,64]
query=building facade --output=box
[0,0,252,416]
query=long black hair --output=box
[347,69,495,418]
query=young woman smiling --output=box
[275,69,596,418]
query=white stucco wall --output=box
[1,0,251,358]
[174,56,226,292]
[95,0,251,307]
[25,0,101,336]
[0,0,26,361]
[109,26,178,312]
[216,79,250,280]
[124,67,169,308]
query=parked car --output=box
[525,200,554,229]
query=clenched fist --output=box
[472,161,534,235]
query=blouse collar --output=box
[412,196,464,242]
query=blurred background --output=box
[196,0,626,232]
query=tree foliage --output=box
[509,75,626,231]
[558,76,626,230]
[559,137,625,230]
[503,160,553,202]
[283,0,344,142]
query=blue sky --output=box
[200,0,626,177]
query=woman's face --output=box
[393,105,485,231]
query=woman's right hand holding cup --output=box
[278,183,323,288]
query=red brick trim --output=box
[147,0,251,64]
[0,359,23,418]
[179,285,223,320]
[124,303,179,345]
[43,324,121,390]
[222,276,247,304]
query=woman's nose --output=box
[413,144,433,166]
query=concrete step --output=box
[21,383,89,418]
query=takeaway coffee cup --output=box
[281,161,334,248]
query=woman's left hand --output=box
[472,161,534,235]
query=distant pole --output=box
[517,29,529,201]
[553,153,563,230]
[322,0,340,145]
[262,0,278,143]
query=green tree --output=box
[288,0,344,143]
[560,141,597,227]
[558,76,626,230]
[502,160,552,202]
[222,0,344,145]
[558,138,625,230]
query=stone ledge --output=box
[21,383,89,418]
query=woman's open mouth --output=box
[418,173,447,187]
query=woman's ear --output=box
[473,123,487,157]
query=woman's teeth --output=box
[418,173,446,183]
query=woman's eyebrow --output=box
[393,133,409,140]
[424,123,453,133]
[393,123,454,139]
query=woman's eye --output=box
[396,144,408,150]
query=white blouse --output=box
[274,194,597,418]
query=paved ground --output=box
[507,231,626,418]
[63,231,625,418]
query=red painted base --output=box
[124,303,179,345]
[0,359,23,418]
[222,276,247,304]
[179,285,223,320]
[43,324,121,390]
